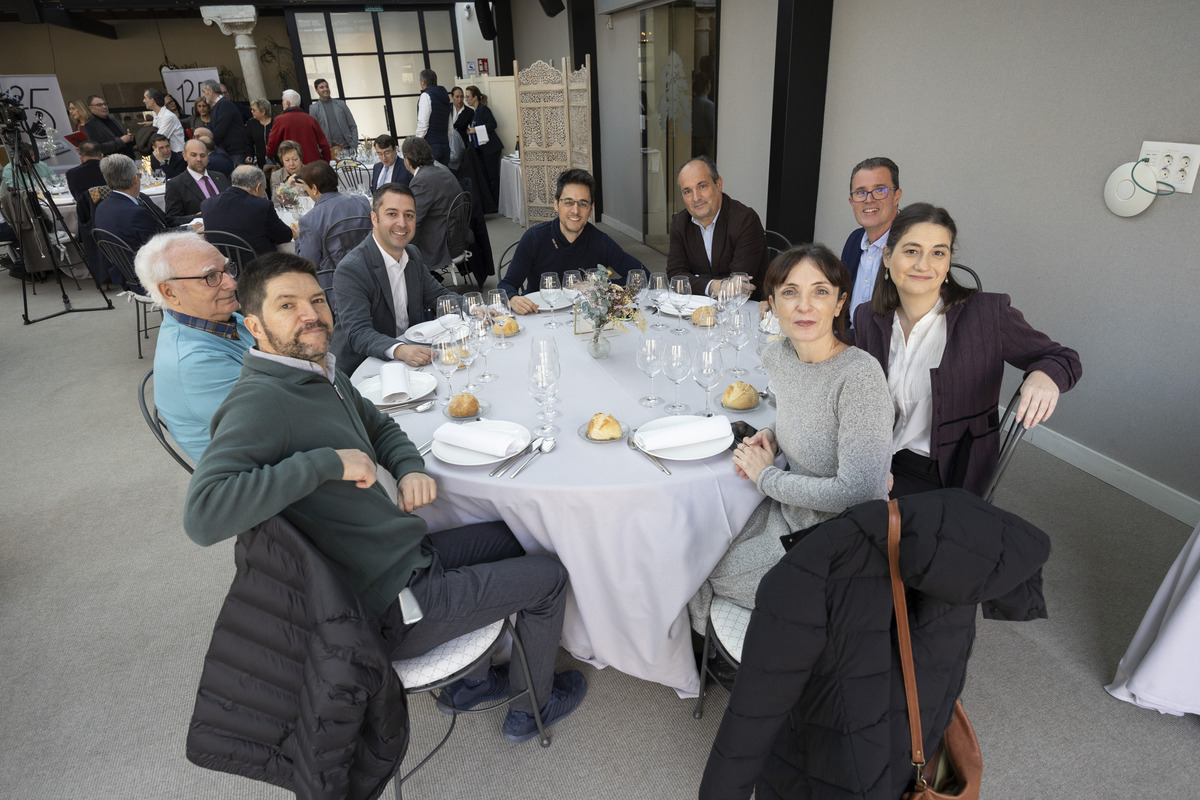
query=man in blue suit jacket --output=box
[369,134,411,192]
[201,165,294,257]
[149,135,187,179]
[840,156,902,330]
[200,79,249,166]
[330,183,450,375]
[93,154,172,288]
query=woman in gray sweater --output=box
[690,244,893,628]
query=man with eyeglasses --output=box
[82,95,136,158]
[841,157,903,329]
[133,231,252,461]
[500,168,644,315]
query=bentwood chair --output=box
[437,190,474,286]
[950,262,982,292]
[93,228,160,358]
[983,388,1026,503]
[765,229,792,261]
[319,215,373,314]
[138,369,194,474]
[337,163,372,196]
[202,230,256,279]
[693,596,752,719]
[496,241,519,287]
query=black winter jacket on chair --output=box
[186,515,409,800]
[699,489,1051,800]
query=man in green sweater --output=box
[183,252,586,744]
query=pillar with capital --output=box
[200,5,267,102]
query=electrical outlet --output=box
[1139,141,1200,194]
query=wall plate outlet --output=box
[1139,141,1199,194]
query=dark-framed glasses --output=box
[171,261,232,287]
[849,187,896,202]
[558,198,592,211]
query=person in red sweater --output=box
[266,89,331,165]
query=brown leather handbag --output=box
[887,499,983,800]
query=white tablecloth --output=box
[1106,519,1200,715]
[352,321,776,696]
[498,157,524,226]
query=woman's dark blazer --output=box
[470,103,503,155]
[854,292,1081,496]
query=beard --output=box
[264,320,332,362]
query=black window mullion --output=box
[372,12,396,138]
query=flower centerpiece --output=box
[274,182,303,212]
[576,265,646,358]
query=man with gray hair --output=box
[414,68,452,166]
[200,78,249,166]
[133,231,251,461]
[267,89,331,165]
[93,153,173,287]
[309,78,359,156]
[201,165,294,257]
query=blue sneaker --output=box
[435,664,509,715]
[501,670,587,743]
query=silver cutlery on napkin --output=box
[628,431,671,475]
[510,437,556,478]
[490,437,543,477]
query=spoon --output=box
[390,399,435,416]
[491,436,543,477]
[510,437,556,478]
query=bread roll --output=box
[448,393,480,418]
[491,317,520,336]
[691,306,716,327]
[722,381,758,410]
[587,412,622,440]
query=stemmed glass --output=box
[754,321,773,374]
[647,273,669,330]
[540,272,563,328]
[436,295,465,341]
[470,318,497,383]
[461,291,486,320]
[636,333,665,408]
[487,289,514,349]
[725,311,751,377]
[727,272,751,313]
[667,276,692,335]
[693,346,724,417]
[662,339,693,415]
[432,339,460,405]
[457,336,479,392]
[625,268,647,307]
[528,339,561,437]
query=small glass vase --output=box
[587,331,611,359]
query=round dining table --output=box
[351,311,777,697]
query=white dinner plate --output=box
[432,419,529,465]
[657,297,714,317]
[441,398,491,421]
[637,415,734,461]
[354,371,438,406]
[576,420,630,443]
[404,319,460,345]
[524,290,574,311]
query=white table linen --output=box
[351,322,777,697]
[498,157,524,226]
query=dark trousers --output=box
[379,521,568,714]
[890,449,944,498]
[480,149,501,205]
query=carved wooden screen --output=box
[514,57,592,227]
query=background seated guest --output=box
[295,160,371,285]
[330,183,449,374]
[689,244,892,630]
[148,135,186,179]
[93,154,165,288]
[2,143,55,190]
[201,165,293,257]
[402,136,462,274]
[268,140,305,195]
[191,127,235,179]
[266,89,331,165]
[370,133,411,191]
[83,95,136,158]
[66,142,104,209]
[854,202,1082,498]
[165,139,231,221]
[667,156,769,301]
[245,99,273,169]
[133,231,251,461]
[500,168,644,315]
[183,253,587,744]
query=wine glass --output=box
[667,275,692,335]
[727,272,751,313]
[754,318,775,374]
[636,333,665,407]
[457,335,478,392]
[487,289,514,350]
[647,273,669,330]
[432,339,460,405]
[528,347,561,437]
[470,318,496,383]
[540,272,563,329]
[662,339,693,415]
[436,295,464,340]
[462,291,486,320]
[725,311,751,377]
[625,268,647,307]
[693,346,724,417]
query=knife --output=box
[628,433,671,475]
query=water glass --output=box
[647,273,669,330]
[470,318,496,383]
[636,333,665,408]
[693,346,724,416]
[462,291,486,320]
[528,345,561,437]
[725,311,751,377]
[625,268,648,306]
[436,295,465,340]
[487,289,514,350]
[432,339,461,404]
[728,272,752,312]
[540,272,563,329]
[662,339,693,415]
[457,337,479,392]
[667,276,692,335]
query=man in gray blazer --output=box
[403,136,462,275]
[330,183,451,376]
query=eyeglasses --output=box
[558,198,592,211]
[849,187,896,203]
[89,101,108,108]
[170,262,232,287]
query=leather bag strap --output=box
[887,499,927,775]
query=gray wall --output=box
[815,0,1200,501]
[595,8,644,236]
[511,0,571,69]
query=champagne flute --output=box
[692,346,724,417]
[540,272,563,329]
[487,289,514,350]
[667,275,692,335]
[636,333,665,407]
[470,318,496,383]
[436,295,464,340]
[725,310,751,377]
[646,273,669,330]
[662,339,693,415]
[432,339,460,405]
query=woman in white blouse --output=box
[853,203,1082,497]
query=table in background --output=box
[352,317,776,697]
[498,156,524,226]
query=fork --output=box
[628,432,671,475]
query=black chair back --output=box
[202,230,257,279]
[138,369,195,474]
[337,164,371,195]
[765,229,792,261]
[950,262,982,292]
[497,241,518,286]
[322,215,373,269]
[445,190,474,262]
[92,228,139,288]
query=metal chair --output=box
[202,230,256,279]
[93,228,161,358]
[983,388,1026,503]
[950,262,982,292]
[138,369,194,474]
[337,163,372,196]
[692,596,751,719]
[435,190,475,286]
[391,616,549,798]
[319,215,373,313]
[496,241,518,287]
[765,229,792,260]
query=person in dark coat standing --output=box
[201,165,293,257]
[463,85,503,205]
[245,99,273,169]
[199,79,249,166]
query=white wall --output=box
[817,0,1200,507]
[594,8,644,237]
[455,2,497,81]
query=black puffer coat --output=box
[699,489,1051,800]
[187,515,409,800]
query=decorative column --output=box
[200,5,267,102]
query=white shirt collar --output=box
[248,347,338,383]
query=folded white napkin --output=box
[659,296,713,314]
[433,423,525,457]
[635,416,732,452]
[378,361,415,403]
[406,320,447,343]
